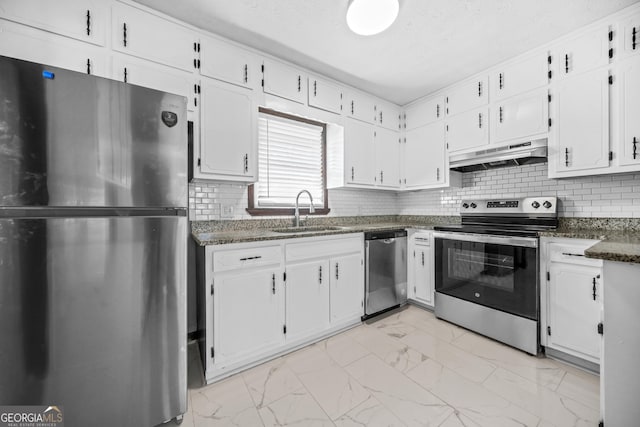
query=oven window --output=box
[435,238,538,320]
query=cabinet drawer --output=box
[549,242,602,267]
[213,245,281,272]
[286,235,362,262]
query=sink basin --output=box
[271,226,347,234]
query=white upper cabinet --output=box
[551,25,610,80]
[620,10,640,58]
[549,68,610,178]
[112,54,197,111]
[199,35,258,89]
[344,119,376,186]
[403,121,449,189]
[375,100,401,131]
[491,88,549,145]
[374,128,401,189]
[262,58,306,104]
[0,19,108,78]
[404,96,444,130]
[445,76,489,117]
[615,56,640,167]
[347,91,377,124]
[308,76,343,114]
[492,52,549,100]
[446,107,489,153]
[111,3,197,72]
[198,78,256,181]
[0,0,106,46]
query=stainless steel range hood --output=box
[450,139,547,172]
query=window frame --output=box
[246,107,330,216]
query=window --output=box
[247,108,330,215]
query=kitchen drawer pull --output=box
[313,80,317,96]
[478,81,482,97]
[592,277,597,300]
[272,273,276,294]
[499,106,503,123]
[499,73,503,89]
[561,252,584,257]
[565,54,569,73]
[633,137,638,160]
[565,148,569,167]
[86,10,91,36]
[335,263,339,280]
[239,255,262,261]
[319,265,322,283]
[478,113,482,129]
[123,23,127,47]
[297,75,301,92]
[633,27,637,50]
[244,64,248,83]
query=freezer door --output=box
[0,55,187,208]
[0,216,187,427]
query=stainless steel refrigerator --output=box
[0,56,188,426]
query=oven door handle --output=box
[433,231,538,248]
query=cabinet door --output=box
[0,19,108,78]
[308,76,343,114]
[112,54,197,111]
[492,89,549,144]
[446,107,489,153]
[616,57,640,167]
[347,92,377,124]
[376,100,401,131]
[549,68,609,177]
[375,128,401,188]
[262,58,306,104]
[330,253,364,325]
[200,35,257,89]
[492,53,549,100]
[286,260,330,342]
[411,244,433,307]
[112,3,196,72]
[404,96,444,130]
[199,79,256,181]
[553,25,609,80]
[548,263,601,361]
[0,0,106,45]
[344,119,376,186]
[445,76,488,116]
[621,12,640,58]
[214,268,284,366]
[404,122,447,189]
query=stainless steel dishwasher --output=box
[364,229,408,319]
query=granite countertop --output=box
[191,215,458,246]
[539,218,640,264]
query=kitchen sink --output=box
[271,226,348,233]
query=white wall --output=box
[189,163,640,221]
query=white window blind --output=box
[257,112,325,207]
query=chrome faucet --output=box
[294,190,315,227]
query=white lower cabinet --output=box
[407,230,433,307]
[541,238,603,364]
[204,234,364,382]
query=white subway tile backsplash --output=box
[188,163,640,221]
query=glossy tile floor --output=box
[180,305,600,426]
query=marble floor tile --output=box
[483,368,600,426]
[190,375,263,426]
[555,370,600,409]
[258,388,334,427]
[401,329,496,383]
[438,411,483,427]
[346,354,453,426]
[407,358,540,426]
[318,330,371,367]
[451,331,568,390]
[296,362,370,419]
[333,395,406,427]
[242,358,304,408]
[352,325,427,374]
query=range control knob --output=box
[470,203,477,209]
[531,201,540,209]
[462,203,469,209]
[543,200,553,209]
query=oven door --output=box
[433,232,538,320]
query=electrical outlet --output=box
[221,204,234,218]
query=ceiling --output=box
[132,0,639,105]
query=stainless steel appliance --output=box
[364,230,408,319]
[0,56,188,426]
[433,197,558,355]
[449,139,547,172]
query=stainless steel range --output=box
[433,197,558,355]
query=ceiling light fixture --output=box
[346,0,399,36]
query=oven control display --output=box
[487,201,519,208]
